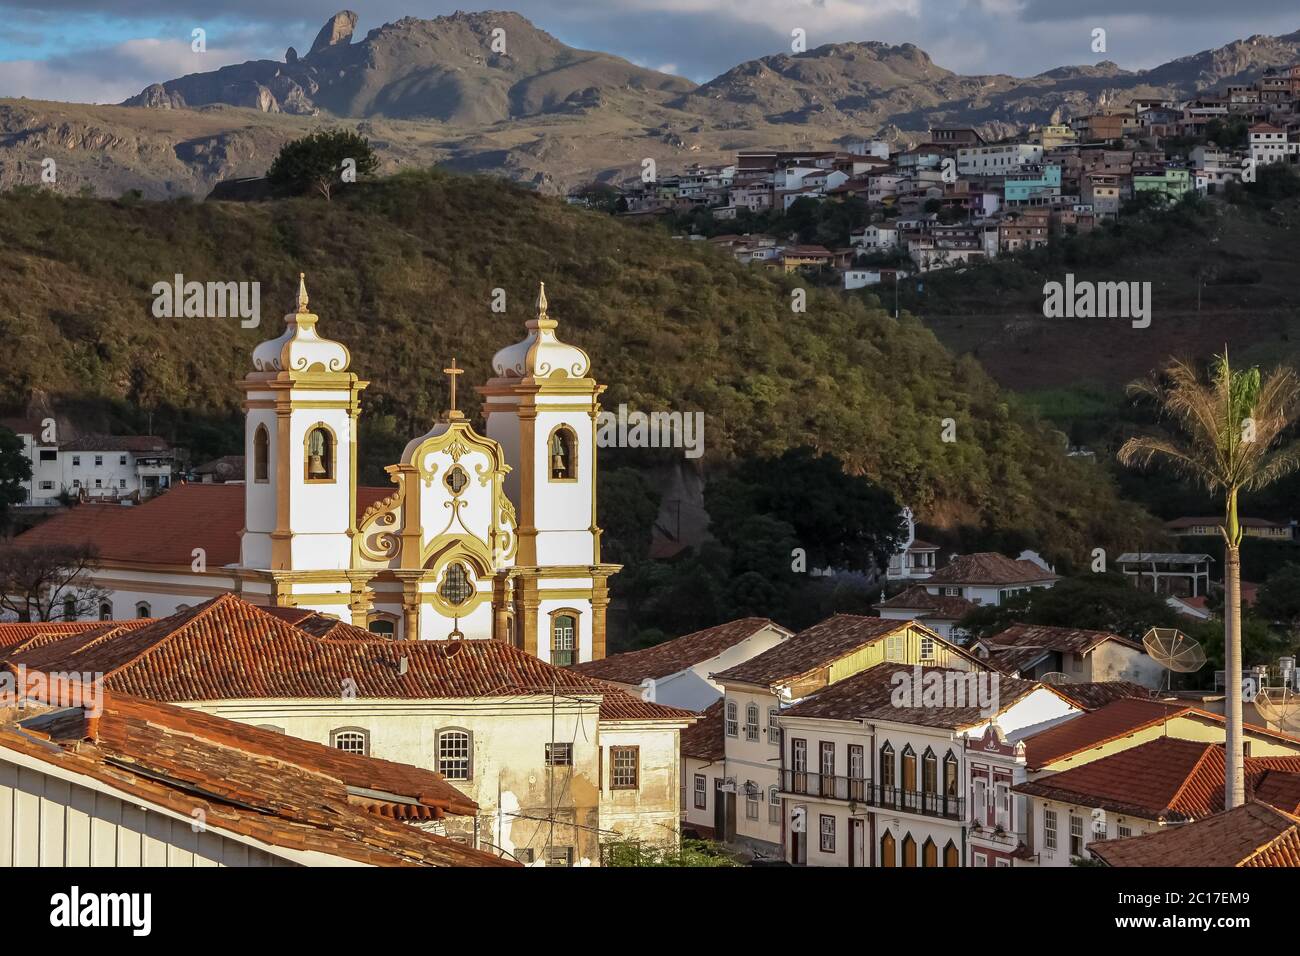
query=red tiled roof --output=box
[1021,696,1300,769]
[711,615,913,689]
[0,618,153,653]
[985,623,1143,655]
[680,699,725,762]
[1047,681,1154,711]
[1089,801,1300,867]
[4,594,694,723]
[1016,737,1300,822]
[9,483,393,568]
[781,662,1046,729]
[875,585,974,619]
[570,618,788,684]
[925,552,1058,586]
[1,677,510,867]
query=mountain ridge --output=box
[1,10,1298,198]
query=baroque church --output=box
[22,277,618,665]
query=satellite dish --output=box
[1253,687,1300,734]
[1040,672,1072,686]
[1142,628,1207,673]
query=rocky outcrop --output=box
[307,10,358,57]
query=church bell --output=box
[308,454,327,478]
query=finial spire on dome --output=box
[250,271,351,374]
[489,281,591,380]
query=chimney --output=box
[399,657,409,676]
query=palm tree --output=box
[1119,351,1300,809]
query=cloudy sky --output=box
[0,0,1297,103]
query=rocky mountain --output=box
[1,11,1298,198]
[124,10,692,124]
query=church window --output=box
[548,426,577,481]
[443,465,468,495]
[62,596,77,621]
[330,728,369,755]
[438,563,473,606]
[437,729,472,780]
[136,602,151,618]
[304,425,335,482]
[368,619,395,638]
[98,601,112,621]
[253,425,269,482]
[551,613,577,666]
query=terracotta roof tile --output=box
[925,552,1058,586]
[1015,737,1300,822]
[875,585,974,619]
[681,700,725,762]
[1021,696,1300,769]
[9,483,392,568]
[5,594,694,722]
[570,618,788,684]
[0,618,152,653]
[984,623,1143,655]
[712,615,914,689]
[1022,697,1193,768]
[1047,681,1154,711]
[1089,801,1300,867]
[781,662,1045,729]
[1,677,512,867]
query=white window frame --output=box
[694,774,707,810]
[767,707,780,746]
[1044,807,1058,851]
[330,728,369,756]
[768,786,781,825]
[725,699,738,738]
[437,728,473,781]
[744,704,759,742]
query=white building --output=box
[10,276,617,663]
[776,663,1077,866]
[700,616,972,857]
[886,507,939,581]
[1249,123,1300,167]
[0,416,177,507]
[0,676,509,867]
[572,618,793,711]
[4,595,696,863]
[957,143,1045,176]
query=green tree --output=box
[1118,352,1300,810]
[0,427,32,529]
[706,448,904,574]
[267,129,379,200]
[959,572,1182,642]
[1255,563,1300,634]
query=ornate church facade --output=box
[239,276,618,661]
[20,277,618,666]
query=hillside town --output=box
[575,64,1300,288]
[2,272,1298,874]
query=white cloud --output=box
[0,35,265,104]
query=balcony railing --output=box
[780,770,965,821]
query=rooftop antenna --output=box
[1142,627,1206,734]
[1253,685,1300,735]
